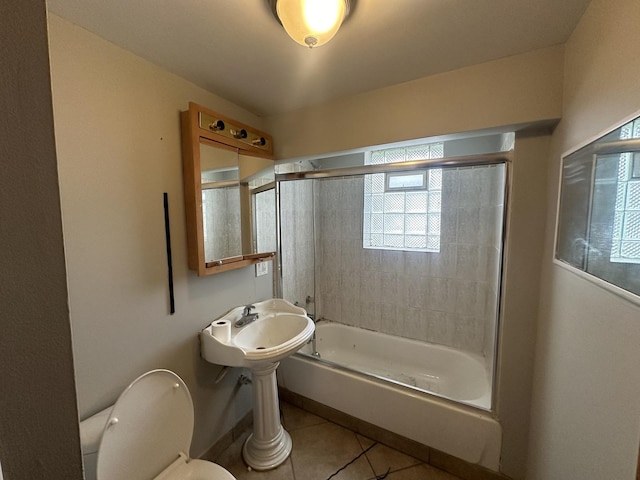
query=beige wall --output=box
[498,132,551,478]
[0,2,83,479]
[47,14,273,457]
[266,46,564,479]
[266,45,564,159]
[527,0,640,478]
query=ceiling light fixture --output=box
[268,0,353,48]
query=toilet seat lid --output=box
[97,369,194,480]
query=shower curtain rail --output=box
[275,151,511,181]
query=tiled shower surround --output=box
[280,164,505,358]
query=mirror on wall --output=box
[200,141,241,262]
[555,114,640,299]
[181,102,276,276]
[253,184,277,254]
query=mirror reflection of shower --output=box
[277,134,511,411]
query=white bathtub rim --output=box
[315,320,488,361]
[296,350,492,412]
[306,321,493,411]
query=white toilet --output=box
[79,369,236,480]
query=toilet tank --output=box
[79,407,112,480]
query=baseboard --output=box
[199,410,253,463]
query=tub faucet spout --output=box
[235,305,259,327]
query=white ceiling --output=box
[47,0,590,117]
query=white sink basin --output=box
[201,299,315,367]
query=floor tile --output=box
[289,422,375,480]
[214,402,465,480]
[281,401,327,432]
[356,434,421,477]
[214,431,295,480]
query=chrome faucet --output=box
[235,305,259,327]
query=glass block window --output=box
[611,119,640,264]
[363,143,443,252]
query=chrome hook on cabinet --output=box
[208,119,225,131]
[230,128,247,139]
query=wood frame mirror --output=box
[180,102,276,276]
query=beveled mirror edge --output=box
[180,102,275,276]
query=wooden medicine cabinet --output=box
[180,102,276,276]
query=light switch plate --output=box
[255,262,269,277]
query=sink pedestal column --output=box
[242,362,292,470]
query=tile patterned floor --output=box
[214,402,463,480]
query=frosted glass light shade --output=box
[276,0,347,48]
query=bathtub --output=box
[277,322,502,470]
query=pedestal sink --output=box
[200,299,315,470]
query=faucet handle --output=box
[243,304,255,315]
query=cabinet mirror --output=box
[181,102,275,276]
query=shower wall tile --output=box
[427,277,454,312]
[477,246,495,282]
[381,303,403,336]
[455,244,480,280]
[320,211,339,240]
[404,251,430,277]
[341,296,361,327]
[430,311,455,346]
[403,276,428,310]
[361,301,382,332]
[382,250,405,273]
[478,207,494,246]
[478,206,504,248]
[457,168,484,208]
[440,209,459,244]
[340,240,363,273]
[321,268,339,298]
[362,248,382,272]
[477,167,495,208]
[453,280,483,317]
[453,314,484,352]
[456,207,481,245]
[280,180,315,309]
[343,215,363,241]
[360,270,382,299]
[341,267,361,301]
[285,165,505,356]
[490,164,506,207]
[429,244,457,278]
[320,240,340,269]
[442,170,459,205]
[477,284,491,318]
[322,294,341,322]
[403,308,428,341]
[380,272,400,300]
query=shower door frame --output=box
[274,151,512,413]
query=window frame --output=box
[385,170,428,191]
